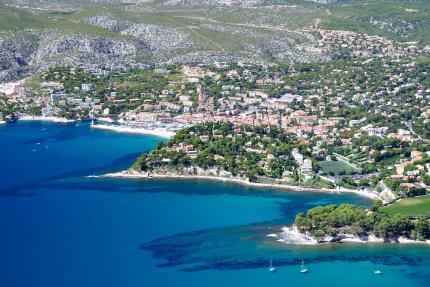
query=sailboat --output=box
[300,260,308,273]
[269,259,276,272]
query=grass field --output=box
[318,160,358,174]
[382,196,430,218]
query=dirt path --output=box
[171,15,309,37]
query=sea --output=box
[0,121,429,287]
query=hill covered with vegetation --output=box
[131,121,333,187]
[294,203,430,242]
[2,0,430,82]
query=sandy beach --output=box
[19,115,75,123]
[100,169,381,200]
[91,124,175,139]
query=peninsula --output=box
[277,204,430,245]
[107,121,415,201]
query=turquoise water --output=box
[0,121,429,287]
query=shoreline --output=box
[15,116,177,138]
[100,170,381,200]
[91,124,175,139]
[18,115,75,123]
[274,226,430,246]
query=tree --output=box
[420,174,430,186]
[294,213,312,233]
[371,199,383,212]
[195,150,215,169]
[414,220,430,241]
[132,154,148,171]
[374,214,413,239]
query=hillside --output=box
[1,0,430,82]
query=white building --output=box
[42,107,53,117]
[301,159,313,174]
[135,113,158,123]
[81,84,93,92]
[291,148,304,165]
[365,126,389,136]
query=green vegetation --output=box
[324,0,430,44]
[132,122,331,187]
[295,204,430,241]
[381,196,430,218]
[0,5,45,30]
[41,66,174,117]
[0,4,133,39]
[32,56,430,195]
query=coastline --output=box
[100,169,381,200]
[91,124,175,139]
[16,116,176,138]
[274,226,430,246]
[18,115,75,123]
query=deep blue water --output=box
[0,121,429,287]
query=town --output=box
[1,28,430,202]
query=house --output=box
[42,107,53,117]
[301,159,313,174]
[248,90,269,99]
[267,154,276,161]
[135,113,158,123]
[221,85,235,91]
[50,93,70,102]
[199,135,209,142]
[363,125,389,136]
[186,150,198,159]
[282,170,293,177]
[291,148,304,165]
[81,84,93,92]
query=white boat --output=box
[300,260,308,273]
[374,270,382,275]
[269,259,276,272]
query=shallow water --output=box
[0,121,429,287]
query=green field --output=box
[382,196,430,218]
[318,160,358,174]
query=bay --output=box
[0,121,429,287]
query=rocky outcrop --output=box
[163,0,263,7]
[33,33,138,59]
[83,15,130,33]
[121,24,193,51]
[0,30,147,83]
[0,31,39,82]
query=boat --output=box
[300,260,308,273]
[374,270,382,275]
[269,259,276,272]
